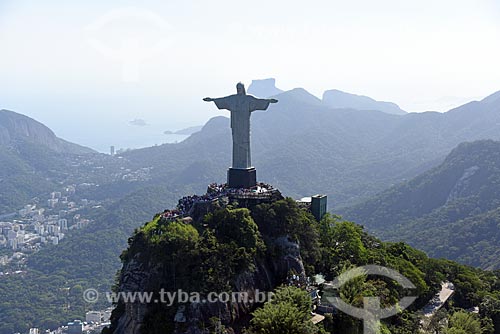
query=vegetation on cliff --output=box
[106,197,500,333]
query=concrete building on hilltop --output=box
[297,194,328,221]
[86,310,102,323]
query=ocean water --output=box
[78,124,191,153]
[98,131,189,153]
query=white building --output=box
[48,198,59,208]
[86,311,102,323]
[33,213,45,222]
[51,192,62,199]
[16,233,25,247]
[9,238,18,250]
[7,230,17,240]
[58,219,68,230]
[34,223,45,235]
[47,224,60,235]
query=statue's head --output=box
[236,82,246,95]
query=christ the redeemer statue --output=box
[204,82,278,188]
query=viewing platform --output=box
[160,182,283,222]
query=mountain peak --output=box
[275,87,322,106]
[322,89,406,115]
[0,109,94,154]
[247,78,284,98]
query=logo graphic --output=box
[83,288,99,303]
[324,265,417,334]
[84,6,173,82]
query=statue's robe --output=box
[212,94,271,169]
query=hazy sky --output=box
[1,0,500,151]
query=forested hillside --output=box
[342,140,500,269]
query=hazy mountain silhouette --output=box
[3,86,500,211]
[0,109,95,211]
[341,140,500,269]
[0,109,95,154]
[173,125,203,135]
[322,89,407,115]
[249,78,406,114]
[121,86,500,208]
[247,78,284,97]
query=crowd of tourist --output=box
[160,182,277,221]
[161,208,183,220]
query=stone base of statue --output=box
[227,167,257,189]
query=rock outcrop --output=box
[107,194,309,334]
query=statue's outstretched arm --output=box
[249,96,278,112]
[204,96,232,110]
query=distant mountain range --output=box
[164,125,203,135]
[2,86,500,212]
[247,78,407,114]
[3,85,500,331]
[121,86,500,208]
[322,89,406,115]
[2,86,500,239]
[341,140,500,269]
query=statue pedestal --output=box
[227,167,257,189]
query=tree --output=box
[318,215,367,277]
[445,311,482,334]
[248,286,319,334]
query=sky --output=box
[1,0,500,152]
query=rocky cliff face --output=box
[0,109,94,154]
[106,195,310,334]
[112,237,305,334]
[247,78,284,98]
